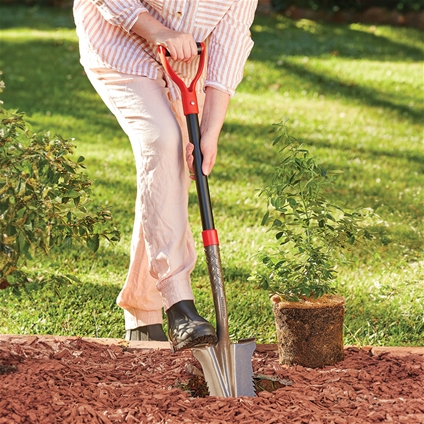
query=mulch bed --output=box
[1,336,423,423]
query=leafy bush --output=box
[249,123,375,301]
[0,82,120,288]
[272,0,423,12]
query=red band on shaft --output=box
[202,229,219,247]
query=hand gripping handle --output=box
[158,41,214,231]
[157,42,206,116]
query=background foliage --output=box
[272,0,424,12]
[1,0,423,12]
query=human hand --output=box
[185,87,230,180]
[186,132,218,180]
[155,29,198,62]
[132,12,198,62]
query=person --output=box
[73,0,258,352]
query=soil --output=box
[1,336,424,424]
[273,295,345,368]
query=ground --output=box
[0,335,423,423]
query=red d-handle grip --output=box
[158,42,206,116]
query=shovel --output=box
[158,43,256,398]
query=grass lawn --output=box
[0,6,423,346]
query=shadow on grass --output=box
[1,8,422,229]
[203,120,424,229]
[0,5,75,30]
[271,60,422,124]
[251,14,424,62]
[216,120,423,182]
[2,6,422,61]
[0,11,422,126]
[2,273,124,338]
[300,134,424,168]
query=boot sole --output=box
[171,333,218,353]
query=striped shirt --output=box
[73,0,258,100]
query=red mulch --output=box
[1,337,423,423]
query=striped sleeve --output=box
[205,0,257,96]
[90,0,148,33]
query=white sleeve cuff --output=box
[204,81,235,98]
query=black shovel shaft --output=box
[186,113,214,231]
[186,114,229,341]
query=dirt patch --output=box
[1,336,423,423]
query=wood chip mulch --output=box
[1,336,423,423]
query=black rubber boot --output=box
[125,324,168,341]
[166,300,218,352]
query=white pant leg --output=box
[84,67,203,329]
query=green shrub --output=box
[249,123,376,301]
[0,82,120,288]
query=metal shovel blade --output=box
[191,242,256,397]
[192,338,256,397]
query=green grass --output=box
[0,6,423,346]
